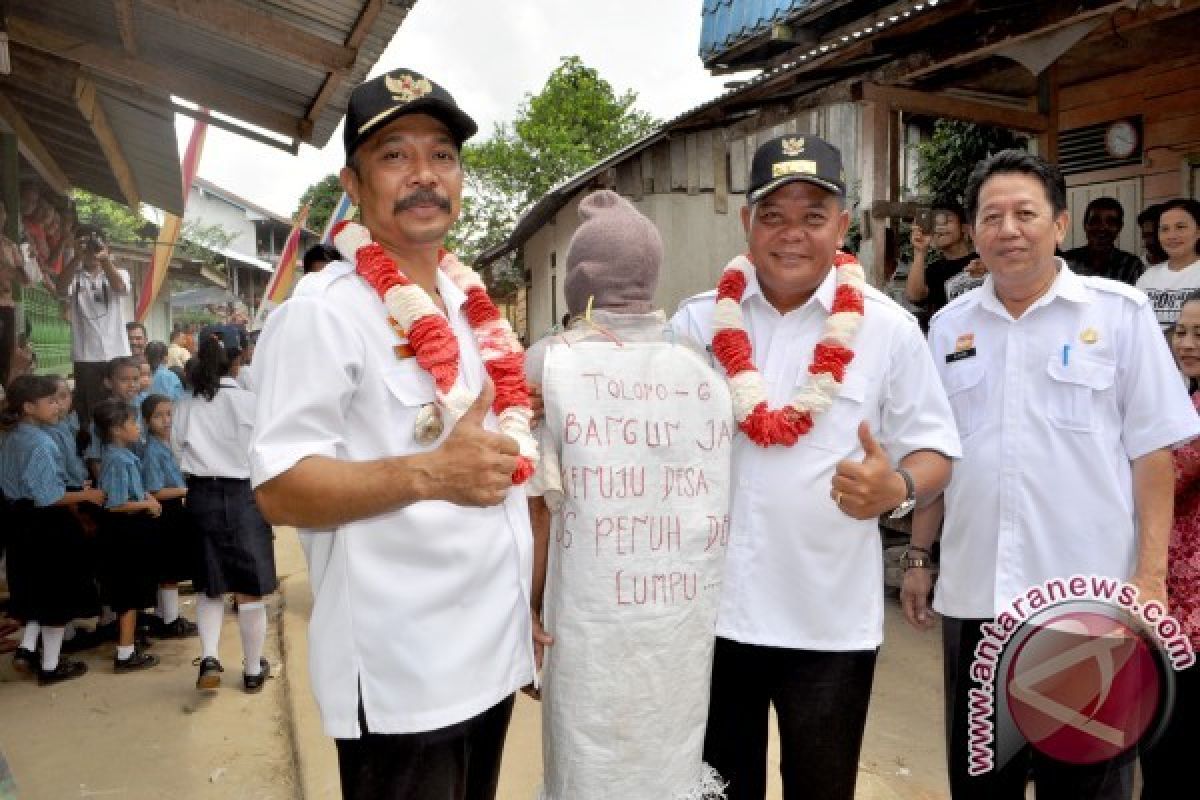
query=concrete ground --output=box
[1,530,951,799]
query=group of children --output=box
[0,325,277,693]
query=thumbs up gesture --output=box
[429,379,520,508]
[830,422,908,520]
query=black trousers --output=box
[703,636,878,800]
[942,617,1135,800]
[72,360,110,431]
[1138,658,1199,799]
[335,694,515,800]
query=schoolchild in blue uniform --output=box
[146,341,183,402]
[84,357,143,483]
[0,375,104,685]
[43,376,89,490]
[140,393,198,638]
[92,400,160,673]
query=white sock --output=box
[238,602,267,677]
[159,588,180,624]
[197,595,225,660]
[41,627,65,671]
[99,606,117,626]
[116,644,134,660]
[20,622,40,651]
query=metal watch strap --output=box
[888,467,917,518]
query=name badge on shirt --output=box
[946,348,977,363]
[947,332,977,362]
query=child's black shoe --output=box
[38,658,88,686]
[243,658,272,693]
[114,648,159,673]
[195,656,223,690]
[12,646,38,675]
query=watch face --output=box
[1105,121,1138,159]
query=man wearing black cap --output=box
[250,70,532,800]
[672,134,960,799]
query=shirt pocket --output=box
[380,361,435,408]
[1044,355,1115,433]
[943,360,987,438]
[805,371,869,451]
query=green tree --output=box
[296,173,344,235]
[914,120,1027,209]
[70,189,147,245]
[449,55,660,263]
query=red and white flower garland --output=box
[332,221,537,484]
[711,251,866,447]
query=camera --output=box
[85,233,104,254]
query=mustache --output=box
[394,189,452,213]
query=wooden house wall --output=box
[1059,52,1200,211]
[524,103,864,338]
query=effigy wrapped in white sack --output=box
[534,315,733,800]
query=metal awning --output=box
[0,0,415,213]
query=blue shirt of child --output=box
[42,420,89,489]
[141,436,185,491]
[0,423,68,507]
[150,365,184,402]
[85,401,144,463]
[99,446,147,509]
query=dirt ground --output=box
[2,531,951,799]
[0,580,296,799]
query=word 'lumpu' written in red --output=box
[564,413,681,449]
[595,514,681,556]
[615,569,699,606]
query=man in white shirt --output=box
[904,150,1200,798]
[250,70,532,800]
[56,225,131,428]
[671,134,960,800]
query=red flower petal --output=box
[464,286,503,327]
[717,269,747,302]
[407,313,460,393]
[832,285,865,315]
[809,342,855,382]
[712,329,755,376]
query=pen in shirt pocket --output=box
[1062,344,1070,367]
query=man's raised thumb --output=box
[858,421,886,461]
[464,378,495,424]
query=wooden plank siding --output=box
[1059,53,1200,206]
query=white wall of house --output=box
[185,187,258,256]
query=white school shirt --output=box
[66,267,132,362]
[671,267,961,650]
[929,263,1200,619]
[172,378,256,479]
[249,260,534,738]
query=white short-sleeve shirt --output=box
[172,377,255,479]
[66,267,132,362]
[671,267,961,650]
[929,263,1200,619]
[250,260,534,738]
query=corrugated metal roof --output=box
[0,1,414,215]
[701,0,826,61]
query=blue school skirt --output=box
[185,476,277,598]
[97,510,159,613]
[153,496,199,584]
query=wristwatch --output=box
[902,545,932,570]
[888,467,917,519]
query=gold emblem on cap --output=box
[1080,327,1099,344]
[781,137,806,156]
[384,73,433,104]
[772,159,817,179]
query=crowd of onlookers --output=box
[905,193,1200,335]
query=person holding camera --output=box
[904,202,981,326]
[56,225,132,429]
